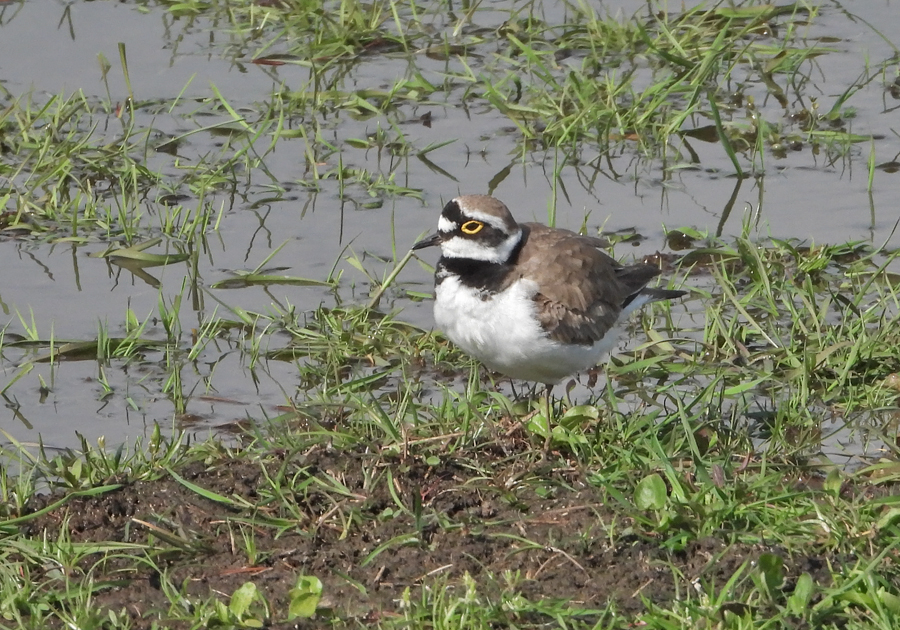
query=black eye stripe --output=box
[442,200,465,224]
[440,200,511,246]
[442,201,494,231]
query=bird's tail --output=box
[641,287,687,303]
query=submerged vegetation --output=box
[1,0,900,627]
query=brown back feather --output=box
[508,223,665,345]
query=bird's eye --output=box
[461,220,484,235]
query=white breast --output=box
[433,276,621,384]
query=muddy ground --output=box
[23,443,840,628]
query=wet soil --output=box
[23,444,840,628]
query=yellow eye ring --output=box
[461,220,484,235]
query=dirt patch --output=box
[22,445,838,627]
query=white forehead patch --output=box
[438,216,458,233]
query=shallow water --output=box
[0,0,899,467]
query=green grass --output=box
[2,0,900,627]
[3,225,900,626]
[0,0,883,245]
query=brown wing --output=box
[513,223,662,345]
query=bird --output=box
[412,194,686,456]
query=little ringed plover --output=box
[413,194,685,453]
